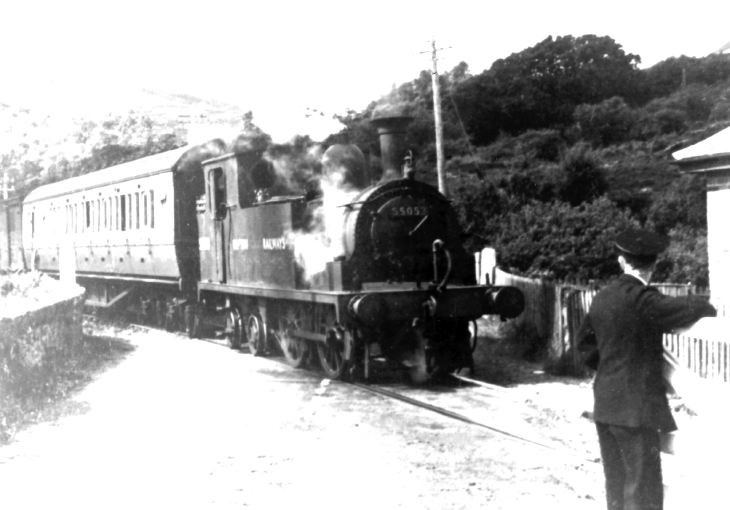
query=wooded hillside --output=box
[3,34,728,286]
[328,35,730,286]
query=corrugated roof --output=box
[672,127,730,161]
[24,145,191,204]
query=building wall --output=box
[706,175,730,311]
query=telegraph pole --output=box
[1,170,9,200]
[430,40,447,197]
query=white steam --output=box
[292,170,359,281]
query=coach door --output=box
[208,166,228,283]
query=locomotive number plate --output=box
[389,205,428,217]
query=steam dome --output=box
[322,144,367,189]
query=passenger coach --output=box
[22,146,205,324]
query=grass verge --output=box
[0,333,134,444]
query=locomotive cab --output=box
[197,151,305,289]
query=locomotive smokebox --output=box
[371,112,412,182]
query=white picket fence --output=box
[488,262,730,383]
[664,317,730,383]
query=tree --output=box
[641,54,730,101]
[453,35,642,144]
[573,97,637,146]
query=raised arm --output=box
[638,287,716,333]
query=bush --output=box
[653,226,709,287]
[709,97,730,122]
[494,197,638,280]
[573,97,637,146]
[558,143,607,206]
[647,173,707,233]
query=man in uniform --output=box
[577,228,716,510]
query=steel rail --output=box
[350,381,600,464]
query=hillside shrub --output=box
[653,226,709,287]
[573,97,637,146]
[558,143,607,206]
[493,197,638,280]
[647,173,707,233]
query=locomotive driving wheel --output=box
[224,307,243,350]
[317,327,347,379]
[277,318,308,368]
[246,314,265,356]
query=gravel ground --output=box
[470,321,730,510]
[0,317,727,509]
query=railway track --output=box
[349,380,600,465]
[90,316,600,467]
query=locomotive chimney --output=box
[371,113,413,182]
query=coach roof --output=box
[23,145,192,204]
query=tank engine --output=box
[190,113,524,382]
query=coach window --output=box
[136,192,141,229]
[126,193,132,230]
[120,195,126,231]
[134,192,140,229]
[149,190,155,228]
[143,192,149,227]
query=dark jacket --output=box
[577,274,716,431]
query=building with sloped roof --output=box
[673,127,730,310]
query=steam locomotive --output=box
[8,113,523,382]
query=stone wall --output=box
[0,287,85,407]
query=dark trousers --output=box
[596,422,663,510]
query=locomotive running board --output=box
[75,273,180,286]
[197,281,346,304]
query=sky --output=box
[1,0,729,142]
